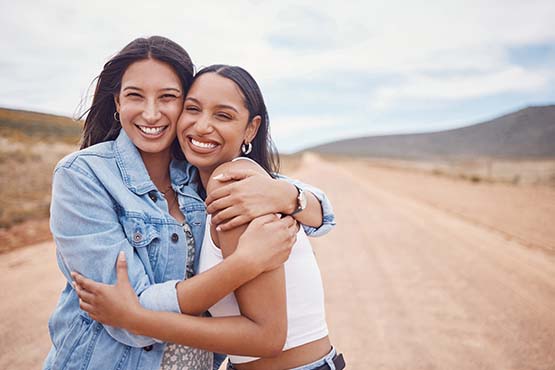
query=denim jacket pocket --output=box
[121,215,162,272]
[121,215,161,248]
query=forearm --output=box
[176,252,260,315]
[275,174,335,236]
[129,307,283,357]
[279,180,323,227]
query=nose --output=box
[194,113,213,135]
[142,99,162,123]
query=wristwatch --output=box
[290,185,307,216]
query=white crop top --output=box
[198,160,328,364]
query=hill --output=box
[307,105,555,159]
[0,107,82,143]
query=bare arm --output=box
[207,160,289,353]
[205,168,323,230]
[75,253,284,355]
[173,211,293,316]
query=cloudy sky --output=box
[1,0,554,152]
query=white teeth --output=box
[191,138,217,149]
[139,126,165,135]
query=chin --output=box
[137,142,172,155]
[186,154,220,171]
[187,155,213,169]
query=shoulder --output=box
[55,141,116,172]
[222,157,267,175]
[206,157,269,194]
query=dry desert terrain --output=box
[1,155,554,370]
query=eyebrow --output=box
[123,86,182,94]
[185,97,239,113]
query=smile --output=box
[138,125,168,135]
[190,137,218,149]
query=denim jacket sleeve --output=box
[50,163,181,347]
[275,174,336,237]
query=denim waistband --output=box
[288,347,337,370]
[227,347,338,370]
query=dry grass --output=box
[0,108,80,252]
[0,137,77,252]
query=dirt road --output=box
[1,155,555,370]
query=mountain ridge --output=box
[305,105,555,159]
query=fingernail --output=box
[212,174,225,181]
[216,225,222,232]
[119,251,126,261]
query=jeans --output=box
[227,347,338,370]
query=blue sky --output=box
[1,0,554,152]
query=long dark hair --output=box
[193,65,280,175]
[79,36,194,159]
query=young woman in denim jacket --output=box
[73,65,345,370]
[43,37,335,370]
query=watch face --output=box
[299,189,308,210]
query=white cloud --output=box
[370,66,550,110]
[0,0,554,149]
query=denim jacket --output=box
[42,130,335,370]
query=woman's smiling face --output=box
[177,72,260,175]
[115,58,184,156]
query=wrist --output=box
[279,180,298,215]
[282,183,307,216]
[126,306,148,335]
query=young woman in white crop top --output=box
[74,64,345,370]
[199,158,329,367]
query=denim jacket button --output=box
[171,233,179,243]
[148,191,157,202]
[133,232,143,242]
[143,345,153,351]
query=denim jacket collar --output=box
[170,160,204,199]
[114,130,197,196]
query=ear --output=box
[114,94,121,112]
[245,115,261,143]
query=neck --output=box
[140,149,172,190]
[199,169,211,190]
[197,151,243,190]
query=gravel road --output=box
[1,155,554,370]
